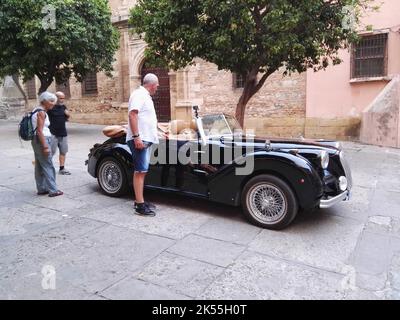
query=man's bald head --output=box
[56,91,65,104]
[56,91,65,99]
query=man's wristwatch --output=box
[133,134,140,139]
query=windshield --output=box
[201,114,243,137]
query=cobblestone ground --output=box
[0,120,399,300]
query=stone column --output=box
[128,36,146,92]
[172,69,194,122]
[0,76,25,120]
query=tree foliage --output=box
[130,0,371,125]
[0,0,119,95]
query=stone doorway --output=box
[141,62,171,122]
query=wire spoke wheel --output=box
[242,174,298,229]
[247,183,287,224]
[98,160,123,195]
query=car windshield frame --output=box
[200,114,243,138]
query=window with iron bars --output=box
[56,80,71,99]
[25,78,37,99]
[351,33,388,79]
[233,73,245,89]
[82,72,98,95]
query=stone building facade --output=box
[22,0,310,139]
[24,0,398,142]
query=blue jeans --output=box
[127,140,153,173]
[31,136,58,194]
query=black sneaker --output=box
[145,201,157,210]
[134,203,156,217]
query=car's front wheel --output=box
[242,174,298,230]
[97,157,129,197]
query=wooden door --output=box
[141,63,171,122]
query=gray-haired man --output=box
[127,73,160,216]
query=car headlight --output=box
[339,176,348,191]
[320,150,329,169]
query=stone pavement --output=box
[0,120,399,300]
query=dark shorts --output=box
[127,140,153,173]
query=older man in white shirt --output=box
[127,73,160,216]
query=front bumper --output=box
[320,190,351,209]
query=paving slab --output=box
[101,277,191,300]
[134,252,224,298]
[167,234,246,267]
[194,216,262,245]
[0,217,107,276]
[1,121,400,300]
[199,251,346,300]
[368,189,400,218]
[249,213,364,273]
[351,231,392,275]
[0,204,63,238]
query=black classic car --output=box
[86,108,352,230]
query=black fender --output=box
[207,151,323,209]
[89,143,132,180]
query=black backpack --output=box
[18,109,41,141]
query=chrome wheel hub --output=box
[99,161,122,194]
[247,183,287,224]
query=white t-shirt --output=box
[127,86,159,144]
[31,107,51,138]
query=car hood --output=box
[223,135,342,152]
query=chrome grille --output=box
[340,151,353,190]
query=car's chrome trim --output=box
[320,190,350,209]
[340,151,353,190]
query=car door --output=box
[144,136,208,196]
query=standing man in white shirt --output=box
[127,73,160,216]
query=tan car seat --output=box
[168,119,198,140]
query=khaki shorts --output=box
[51,135,69,156]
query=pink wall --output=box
[306,0,400,119]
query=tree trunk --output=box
[235,86,254,128]
[235,68,275,128]
[38,77,52,95]
[235,69,258,128]
[11,74,28,105]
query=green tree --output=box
[0,0,119,96]
[130,0,371,126]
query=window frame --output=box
[82,72,98,95]
[25,78,37,100]
[232,73,246,89]
[351,32,388,80]
[56,79,71,99]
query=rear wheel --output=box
[242,174,298,230]
[97,157,129,197]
